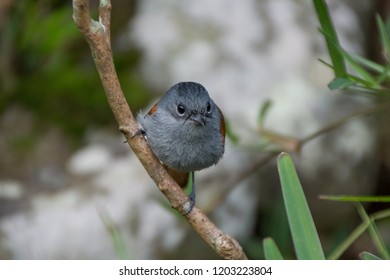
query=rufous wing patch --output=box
[147,102,159,116]
[166,167,189,189]
[217,106,226,143]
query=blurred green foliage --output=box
[313,0,390,95]
[261,153,390,260]
[0,0,150,137]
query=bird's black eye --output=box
[206,102,211,113]
[176,104,186,116]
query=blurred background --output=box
[0,0,389,259]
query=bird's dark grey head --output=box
[161,82,216,126]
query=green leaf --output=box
[351,54,386,74]
[225,120,240,145]
[328,77,356,90]
[337,48,379,87]
[99,209,131,260]
[356,203,390,260]
[350,54,390,85]
[359,251,383,260]
[312,0,346,77]
[328,208,390,260]
[263,237,284,260]
[328,219,367,260]
[318,58,335,70]
[320,30,379,87]
[277,152,325,260]
[376,14,390,61]
[257,99,273,128]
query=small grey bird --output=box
[138,82,225,213]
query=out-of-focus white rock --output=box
[1,151,186,259]
[67,144,112,176]
[0,180,24,200]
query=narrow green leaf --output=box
[277,152,325,260]
[338,49,379,87]
[343,74,373,87]
[328,208,390,260]
[328,77,356,90]
[328,219,367,260]
[313,0,346,77]
[356,203,390,260]
[225,120,240,145]
[348,86,389,96]
[320,30,379,87]
[318,58,335,70]
[371,208,390,220]
[351,53,386,74]
[263,237,284,260]
[99,209,131,260]
[376,14,390,60]
[319,195,390,202]
[359,251,383,260]
[257,99,273,128]
[350,55,390,87]
[375,65,390,84]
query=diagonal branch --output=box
[72,0,247,260]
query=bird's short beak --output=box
[189,114,206,126]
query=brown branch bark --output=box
[72,0,247,260]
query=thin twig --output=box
[72,0,247,260]
[300,101,390,145]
